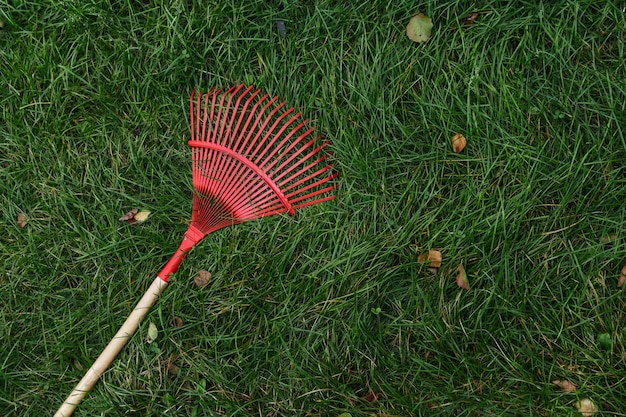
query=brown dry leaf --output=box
[575,398,598,417]
[600,234,618,243]
[462,12,480,26]
[72,359,84,371]
[119,208,139,222]
[170,316,183,327]
[17,213,28,228]
[451,133,467,153]
[456,264,469,290]
[619,263,626,287]
[552,379,576,393]
[362,390,379,402]
[166,357,180,376]
[418,250,442,268]
[194,270,212,287]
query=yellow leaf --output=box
[133,210,151,223]
[145,322,158,344]
[406,13,433,43]
[575,398,597,417]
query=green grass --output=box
[1,1,626,416]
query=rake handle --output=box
[55,276,168,417]
[55,226,204,416]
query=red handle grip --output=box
[157,224,206,282]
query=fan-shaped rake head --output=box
[188,84,338,235]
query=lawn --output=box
[1,1,626,416]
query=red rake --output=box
[55,85,338,417]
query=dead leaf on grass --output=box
[552,379,576,393]
[119,209,151,224]
[362,390,379,402]
[451,133,467,153]
[166,356,180,376]
[72,359,84,371]
[600,234,618,244]
[133,210,151,223]
[456,264,469,290]
[170,316,183,327]
[145,321,158,344]
[406,13,433,43]
[462,12,480,26]
[575,398,598,417]
[418,250,442,271]
[275,19,287,38]
[194,270,212,287]
[618,263,626,287]
[119,208,138,222]
[17,213,28,227]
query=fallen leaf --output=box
[133,210,151,223]
[619,263,626,287]
[119,209,151,224]
[166,357,180,376]
[275,19,287,38]
[73,359,84,371]
[596,333,612,351]
[145,322,158,344]
[362,390,379,402]
[418,250,442,268]
[456,264,469,290]
[552,379,576,392]
[462,12,480,26]
[406,13,433,43]
[575,398,597,417]
[451,133,467,153]
[119,208,139,222]
[17,213,28,227]
[194,270,212,287]
[170,316,183,327]
[600,234,618,243]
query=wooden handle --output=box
[55,276,168,417]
